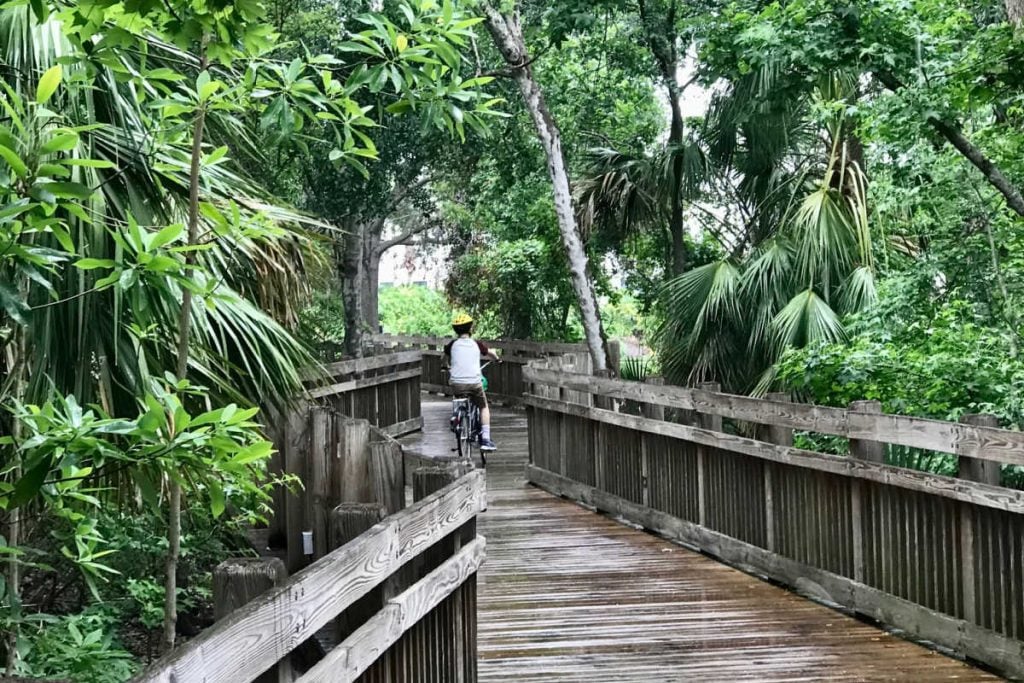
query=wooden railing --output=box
[265,351,425,572]
[134,470,486,683]
[524,355,1024,678]
[370,334,617,406]
[306,350,423,437]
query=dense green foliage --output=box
[0,0,497,676]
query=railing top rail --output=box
[302,350,423,383]
[523,363,1024,467]
[370,333,584,355]
[133,470,486,683]
[526,392,1024,514]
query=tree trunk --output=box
[338,222,365,357]
[1008,0,1024,26]
[4,332,23,674]
[165,49,209,654]
[483,4,608,372]
[361,230,382,333]
[667,93,687,278]
[639,0,687,277]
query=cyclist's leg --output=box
[469,386,496,450]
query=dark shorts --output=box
[451,382,487,409]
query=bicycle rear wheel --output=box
[461,407,474,462]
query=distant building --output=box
[378,243,449,290]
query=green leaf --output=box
[41,181,93,200]
[209,482,225,518]
[10,460,50,509]
[0,280,29,324]
[150,223,184,250]
[230,441,273,466]
[62,158,115,169]
[39,132,79,155]
[75,258,116,270]
[0,145,28,178]
[36,64,62,104]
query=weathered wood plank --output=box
[522,367,1024,465]
[524,395,1024,514]
[526,464,1024,679]
[339,418,371,503]
[132,471,485,683]
[381,415,424,438]
[369,441,405,515]
[309,351,423,381]
[284,408,308,573]
[307,368,422,400]
[298,537,486,683]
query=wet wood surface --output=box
[404,398,1001,682]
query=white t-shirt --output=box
[444,337,489,384]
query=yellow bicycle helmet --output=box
[452,312,474,326]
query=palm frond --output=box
[5,6,318,414]
[839,265,877,312]
[575,146,665,239]
[770,288,845,352]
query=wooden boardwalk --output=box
[403,398,1001,681]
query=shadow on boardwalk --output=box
[403,397,1000,682]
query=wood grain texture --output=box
[132,471,485,683]
[309,351,423,381]
[369,441,405,515]
[526,464,1018,680]
[525,394,1024,514]
[401,398,1000,682]
[307,368,421,400]
[298,537,486,683]
[523,366,1024,465]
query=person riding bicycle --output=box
[444,313,499,451]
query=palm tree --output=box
[657,70,875,393]
[575,62,875,393]
[0,5,317,419]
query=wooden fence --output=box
[134,470,486,683]
[524,355,1024,678]
[306,350,423,437]
[266,351,424,572]
[370,334,617,406]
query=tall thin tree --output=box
[483,3,608,371]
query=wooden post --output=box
[307,407,332,560]
[695,382,720,528]
[284,408,308,573]
[413,465,469,682]
[956,413,1000,625]
[758,392,792,553]
[330,502,386,550]
[849,400,885,463]
[848,399,884,583]
[213,558,292,683]
[413,465,460,502]
[958,413,1001,485]
[264,410,286,546]
[639,378,666,509]
[642,377,666,421]
[338,418,372,503]
[370,440,405,515]
[331,503,388,641]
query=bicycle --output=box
[448,361,492,467]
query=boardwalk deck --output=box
[403,398,1001,682]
